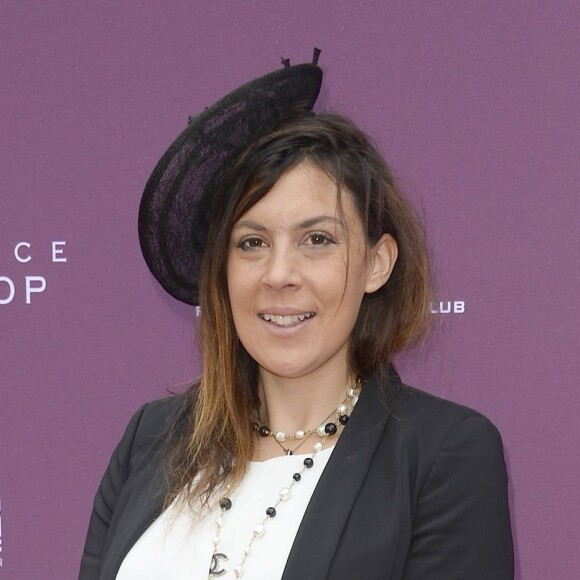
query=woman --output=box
[79,52,513,579]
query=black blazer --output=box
[79,373,513,579]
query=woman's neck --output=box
[258,364,354,435]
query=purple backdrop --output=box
[1,1,579,578]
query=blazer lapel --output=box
[282,372,399,580]
[99,453,167,580]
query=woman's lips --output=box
[259,312,316,327]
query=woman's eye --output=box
[305,232,334,246]
[238,237,266,250]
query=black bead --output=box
[258,425,270,437]
[339,414,349,425]
[324,422,338,435]
[266,507,277,517]
[304,457,314,468]
[293,472,302,481]
[219,497,232,511]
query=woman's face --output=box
[226,160,395,382]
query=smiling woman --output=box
[227,161,397,385]
[79,53,513,580]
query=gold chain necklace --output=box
[208,381,361,578]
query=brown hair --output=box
[163,112,432,509]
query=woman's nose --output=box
[261,247,300,289]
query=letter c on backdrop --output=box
[14,242,32,263]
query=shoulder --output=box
[117,392,190,471]
[373,379,507,491]
[369,380,513,577]
[136,394,184,433]
[393,383,502,442]
[365,375,506,475]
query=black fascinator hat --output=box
[138,49,323,305]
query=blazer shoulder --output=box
[124,392,188,469]
[389,385,513,579]
[139,394,184,432]
[387,382,504,451]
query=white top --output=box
[116,446,334,580]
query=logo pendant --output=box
[209,552,229,577]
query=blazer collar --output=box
[282,371,399,580]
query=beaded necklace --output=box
[208,382,361,578]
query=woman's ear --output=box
[365,234,398,294]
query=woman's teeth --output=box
[260,313,315,326]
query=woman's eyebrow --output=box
[233,215,342,232]
[232,219,267,231]
[297,215,342,229]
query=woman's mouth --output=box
[259,312,316,327]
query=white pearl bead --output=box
[338,403,347,414]
[243,546,252,555]
[348,387,357,397]
[316,425,326,437]
[313,442,323,452]
[352,395,359,406]
[279,487,291,501]
[212,535,220,546]
[295,430,305,439]
[275,431,286,442]
[215,515,223,527]
[253,523,265,537]
[234,565,244,577]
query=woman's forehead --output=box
[235,161,360,226]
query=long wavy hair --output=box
[163,112,432,509]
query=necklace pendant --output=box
[209,552,228,577]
